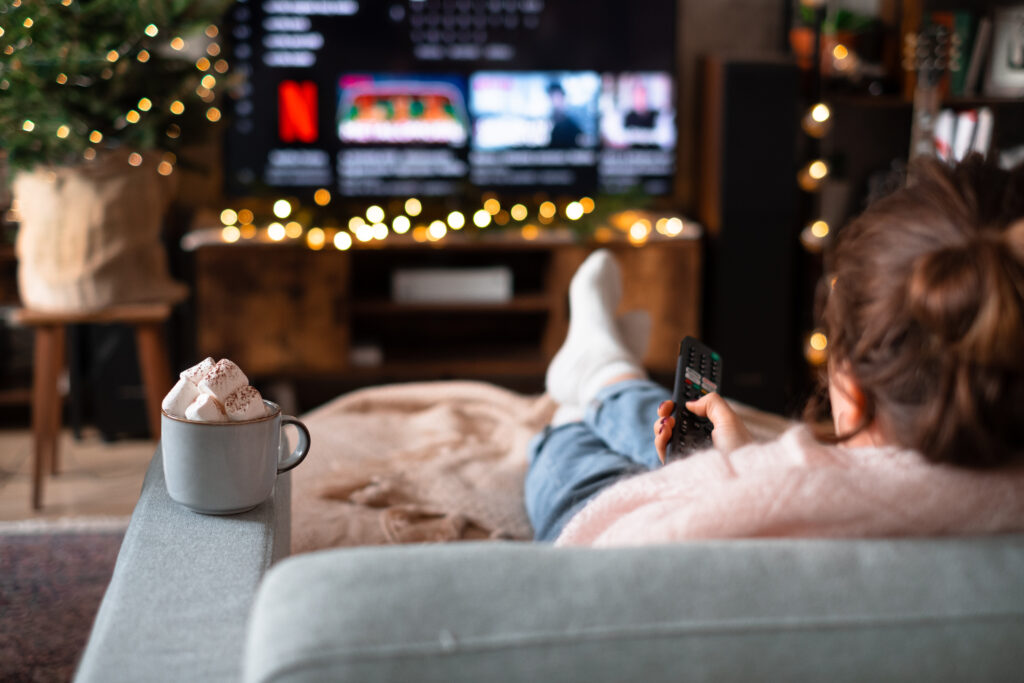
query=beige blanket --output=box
[292,381,557,553]
[291,380,794,554]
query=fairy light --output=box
[313,188,331,206]
[205,25,219,38]
[170,37,185,51]
[128,153,143,166]
[484,198,500,215]
[56,125,70,138]
[89,130,103,143]
[412,226,429,243]
[201,74,216,89]
[447,211,465,230]
[306,227,325,250]
[169,101,184,115]
[157,161,173,176]
[809,161,828,180]
[239,224,256,239]
[494,210,510,226]
[213,59,229,74]
[810,220,829,238]
[237,209,254,224]
[22,120,35,132]
[371,223,388,240]
[222,226,241,243]
[392,215,411,234]
[137,97,152,111]
[83,148,97,160]
[538,201,556,219]
[56,73,68,85]
[272,199,291,219]
[366,205,385,223]
[521,224,539,240]
[23,17,34,28]
[805,329,829,366]
[125,110,140,124]
[473,209,491,228]
[206,107,221,122]
[811,103,830,123]
[165,123,181,139]
[285,221,303,239]
[196,57,211,71]
[404,197,422,216]
[665,217,684,236]
[580,196,595,213]
[268,222,286,241]
[629,220,651,244]
[137,50,150,63]
[333,231,352,251]
[510,203,527,221]
[833,44,848,60]
[106,49,119,62]
[220,209,238,226]
[354,223,374,242]
[207,43,221,56]
[348,216,365,230]
[145,24,159,37]
[428,220,447,241]
[564,201,584,221]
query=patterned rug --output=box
[0,519,127,682]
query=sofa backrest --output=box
[244,536,1024,682]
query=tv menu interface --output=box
[224,0,676,199]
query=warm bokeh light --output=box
[333,231,352,251]
[166,123,180,138]
[268,222,286,241]
[306,227,325,250]
[196,57,211,71]
[89,130,102,143]
[56,73,68,84]
[510,204,528,221]
[447,211,465,230]
[205,24,219,38]
[366,205,385,223]
[207,43,221,56]
[128,153,143,167]
[237,209,254,224]
[137,50,150,63]
[273,199,292,219]
[170,37,185,51]
[810,220,829,238]
[214,59,229,73]
[22,120,34,132]
[494,210,510,226]
[565,201,584,221]
[809,160,828,179]
[483,198,500,215]
[201,74,216,89]
[594,226,613,243]
[240,224,256,239]
[473,209,491,228]
[170,101,185,115]
[811,103,830,122]
[157,161,173,176]
[371,223,388,240]
[580,196,595,213]
[805,329,829,366]
[392,215,411,234]
[354,223,374,242]
[348,216,365,230]
[412,225,429,242]
[83,148,97,160]
[145,24,158,37]
[138,97,152,111]
[428,220,447,241]
[810,332,828,351]
[206,107,222,122]
[221,225,240,243]
[665,217,684,236]
[538,201,556,219]
[56,125,70,139]
[125,110,140,124]
[220,209,238,226]
[521,224,539,240]
[106,50,119,62]
[313,188,331,206]
[833,44,848,60]
[285,221,303,239]
[404,197,422,216]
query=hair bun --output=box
[908,237,1023,366]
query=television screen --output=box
[223,0,677,201]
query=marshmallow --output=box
[162,377,199,418]
[181,357,216,385]
[198,359,248,403]
[224,385,267,421]
[184,393,228,422]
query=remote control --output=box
[666,337,723,461]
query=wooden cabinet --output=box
[193,233,702,388]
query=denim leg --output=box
[584,379,671,470]
[524,422,646,542]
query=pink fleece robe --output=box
[555,425,1024,547]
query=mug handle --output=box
[277,416,311,474]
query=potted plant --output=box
[0,0,229,311]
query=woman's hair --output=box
[813,154,1024,468]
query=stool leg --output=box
[135,322,171,440]
[50,326,66,475]
[31,325,63,510]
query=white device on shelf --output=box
[391,267,513,304]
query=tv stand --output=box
[192,230,701,393]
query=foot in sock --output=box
[545,250,646,407]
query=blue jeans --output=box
[525,379,671,541]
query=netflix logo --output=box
[278,81,318,143]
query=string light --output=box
[833,44,848,60]
[128,152,143,166]
[333,231,352,251]
[22,120,35,132]
[273,199,292,219]
[196,57,211,71]
[314,188,331,206]
[664,217,684,236]
[371,223,388,240]
[366,205,385,223]
[802,102,832,138]
[137,50,150,63]
[205,25,219,38]
[144,24,159,37]
[237,209,254,224]
[521,224,539,240]
[473,209,491,228]
[207,43,221,56]
[285,221,303,239]
[222,226,241,243]
[268,223,286,241]
[200,74,216,89]
[564,201,584,220]
[213,59,229,74]
[106,50,119,62]
[447,211,465,230]
[23,17,34,28]
[56,125,70,138]
[165,123,181,138]
[83,148,96,160]
[428,220,447,240]
[392,215,411,234]
[805,330,829,366]
[206,107,221,122]
[169,101,184,115]
[157,161,173,176]
[510,204,527,221]
[306,227,325,250]
[125,109,140,124]
[580,196,595,213]
[220,209,238,226]
[404,198,422,216]
[629,220,651,244]
[239,224,256,239]
[354,223,374,242]
[137,97,152,111]
[56,73,68,84]
[170,37,185,50]
[89,130,102,143]
[538,201,556,219]
[483,198,500,215]
[412,226,429,242]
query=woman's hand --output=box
[653,393,754,463]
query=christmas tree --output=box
[0,0,231,175]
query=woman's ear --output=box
[828,361,866,436]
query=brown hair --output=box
[811,154,1024,468]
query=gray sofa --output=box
[77,449,1024,682]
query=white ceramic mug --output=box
[161,400,310,515]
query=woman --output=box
[525,155,1024,545]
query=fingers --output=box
[684,392,753,453]
[653,413,675,464]
[657,400,674,418]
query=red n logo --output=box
[278,81,318,143]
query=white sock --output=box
[545,250,645,407]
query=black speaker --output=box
[697,55,801,414]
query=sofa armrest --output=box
[75,446,291,683]
[244,537,1024,682]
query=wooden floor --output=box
[0,428,154,521]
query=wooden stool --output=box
[12,303,173,510]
